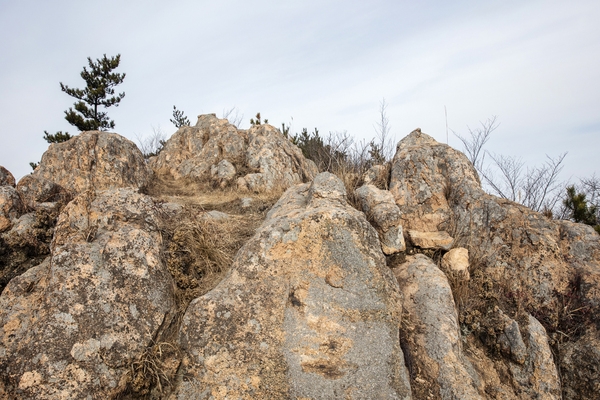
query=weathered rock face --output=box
[175,172,411,399]
[0,189,175,399]
[22,131,151,198]
[396,254,482,399]
[389,129,600,398]
[150,114,318,192]
[355,184,405,254]
[16,174,71,209]
[0,186,24,233]
[0,166,15,187]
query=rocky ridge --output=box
[0,118,598,399]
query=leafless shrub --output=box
[135,125,167,159]
[454,116,567,214]
[453,116,499,172]
[480,152,567,213]
[222,106,244,128]
[372,98,396,162]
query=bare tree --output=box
[135,125,167,159]
[372,98,396,162]
[222,107,244,128]
[454,116,567,214]
[453,116,499,172]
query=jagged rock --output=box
[26,131,151,197]
[406,229,454,250]
[390,128,479,232]
[560,327,600,398]
[210,159,236,187]
[507,315,561,399]
[175,172,411,399]
[395,254,483,399]
[441,247,469,279]
[355,184,405,254]
[0,188,175,399]
[0,166,15,187]
[16,174,71,209]
[362,164,388,186]
[390,129,600,398]
[0,186,24,233]
[150,114,318,192]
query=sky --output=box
[1,0,599,183]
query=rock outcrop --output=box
[0,189,175,398]
[175,172,412,399]
[390,128,600,399]
[355,184,405,254]
[150,114,318,192]
[0,166,15,187]
[396,254,482,399]
[20,131,151,200]
[1,119,599,399]
[0,186,23,233]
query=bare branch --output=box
[222,107,244,128]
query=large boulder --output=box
[0,186,24,233]
[150,114,318,192]
[389,128,600,398]
[175,172,412,399]
[22,131,152,198]
[0,166,15,187]
[0,189,175,398]
[395,254,482,399]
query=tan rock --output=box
[355,184,405,254]
[30,131,151,196]
[395,254,483,399]
[16,174,71,209]
[0,188,175,399]
[362,164,388,186]
[560,326,600,399]
[441,247,469,279]
[150,114,318,192]
[0,186,24,232]
[407,229,454,250]
[390,129,600,397]
[175,172,412,399]
[210,159,236,187]
[507,315,561,399]
[0,166,15,187]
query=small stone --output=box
[441,247,469,279]
[407,230,454,250]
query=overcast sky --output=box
[1,0,599,183]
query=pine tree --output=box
[60,54,126,131]
[43,130,72,143]
[170,106,190,128]
[563,185,600,233]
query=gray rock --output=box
[0,186,24,232]
[395,254,483,399]
[0,189,175,399]
[16,174,71,209]
[508,315,561,399]
[151,114,317,193]
[28,131,152,196]
[355,184,405,254]
[362,164,388,186]
[0,166,15,187]
[210,159,236,187]
[175,172,412,399]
